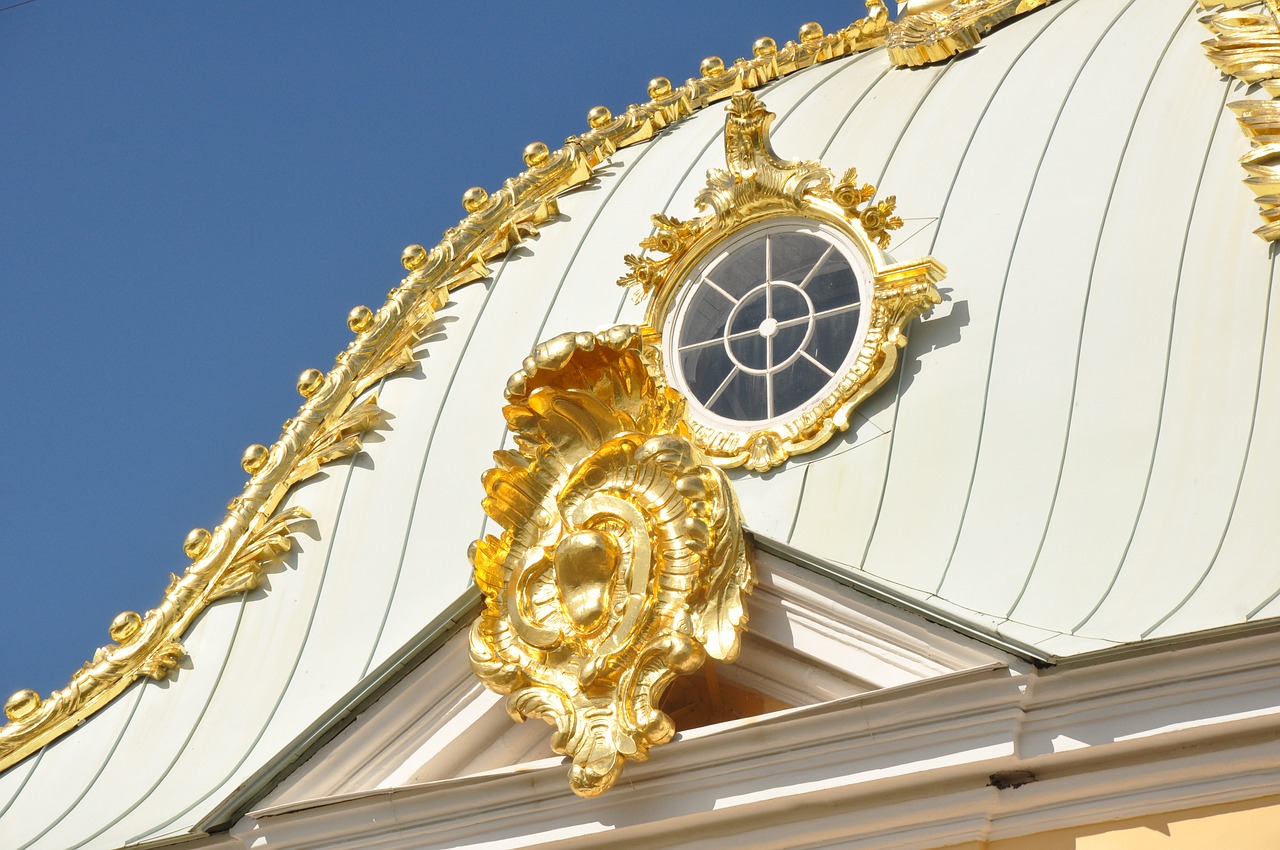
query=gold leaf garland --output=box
[0,2,893,773]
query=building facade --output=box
[3,2,1280,848]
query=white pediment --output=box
[260,545,1023,808]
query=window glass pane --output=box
[709,371,768,421]
[773,355,831,414]
[669,222,866,428]
[707,239,766,300]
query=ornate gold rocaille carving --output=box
[1201,0,1280,241]
[620,91,945,472]
[886,0,1055,67]
[1,6,890,774]
[469,327,752,797]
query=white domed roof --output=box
[2,2,1272,847]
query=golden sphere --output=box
[799,22,824,43]
[700,56,725,77]
[648,76,672,99]
[347,305,374,333]
[587,105,612,129]
[109,610,143,643]
[183,527,212,559]
[241,443,269,474]
[461,186,488,213]
[401,243,428,271]
[297,368,325,398]
[753,36,778,57]
[4,689,40,723]
[523,142,551,168]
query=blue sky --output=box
[0,2,886,701]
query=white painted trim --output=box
[262,551,1018,808]
[225,629,1280,850]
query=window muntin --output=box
[663,218,871,432]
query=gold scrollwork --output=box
[886,0,1055,67]
[2,5,892,773]
[1201,0,1280,242]
[469,326,753,797]
[619,91,945,472]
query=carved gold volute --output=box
[469,326,753,797]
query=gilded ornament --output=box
[183,528,212,559]
[1,2,895,774]
[242,443,269,474]
[1200,0,1280,241]
[587,106,612,129]
[400,243,428,271]
[296,368,325,398]
[469,326,752,797]
[461,187,488,213]
[523,142,552,168]
[4,691,39,724]
[108,611,143,643]
[799,21,825,43]
[887,0,1055,67]
[1202,2,1280,95]
[347,305,374,333]
[700,56,727,78]
[617,91,944,471]
[753,36,778,57]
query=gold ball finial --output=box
[461,186,488,213]
[799,22,824,43]
[587,105,612,129]
[347,305,374,333]
[183,527,212,559]
[4,690,40,723]
[297,368,325,398]
[109,611,143,643]
[753,36,778,57]
[648,76,672,99]
[401,243,428,271]
[523,142,551,168]
[700,56,725,77]
[241,443,269,474]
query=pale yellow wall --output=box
[938,795,1280,850]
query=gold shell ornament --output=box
[468,326,753,797]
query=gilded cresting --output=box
[0,7,893,775]
[1200,0,1280,241]
[887,0,1056,67]
[621,91,945,471]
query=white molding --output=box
[231,630,1280,850]
[264,552,1015,807]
